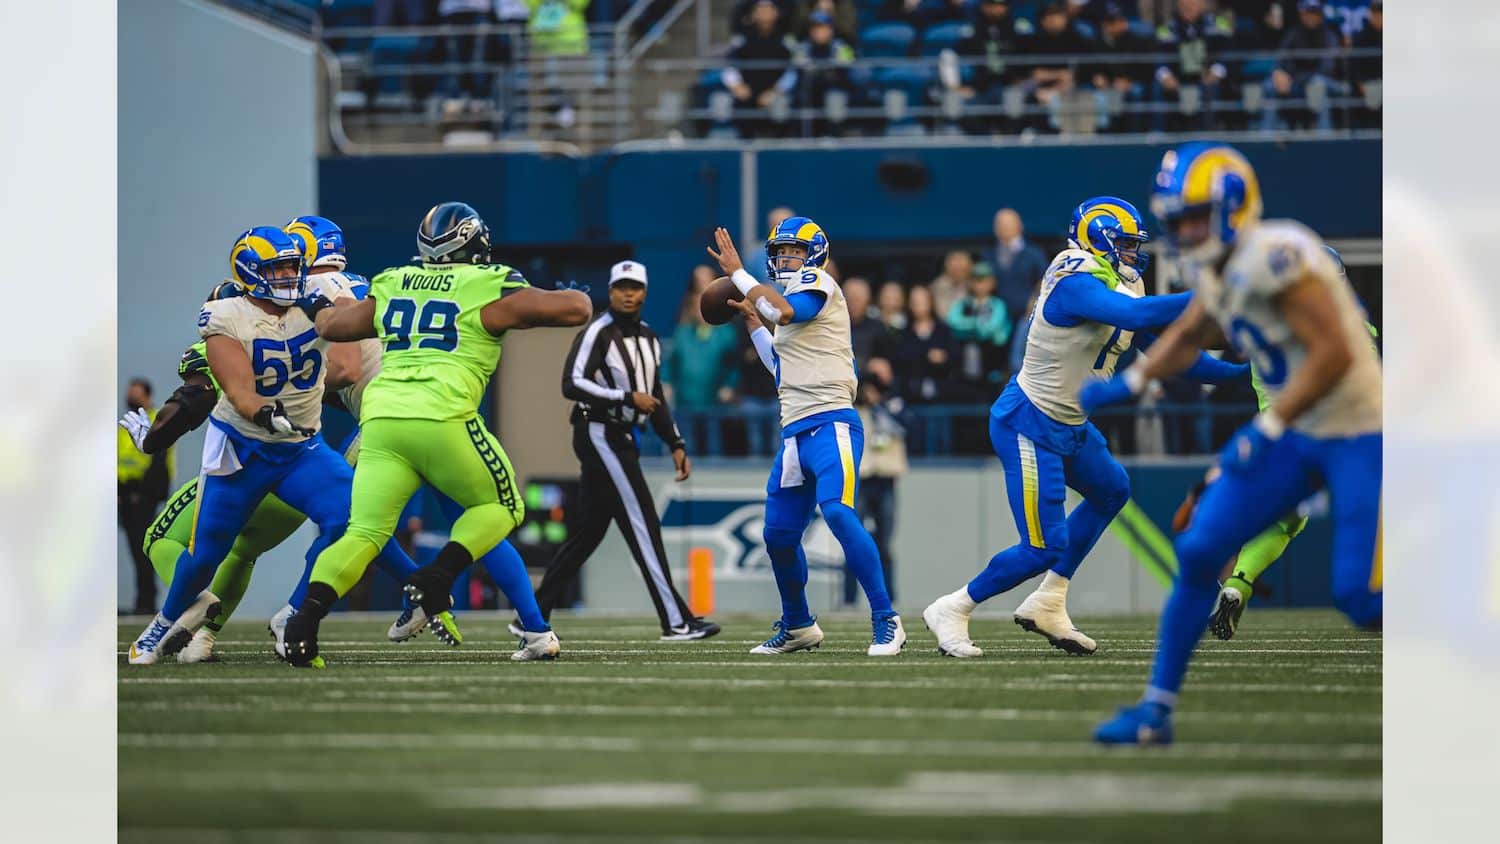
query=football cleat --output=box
[507,618,525,637]
[868,612,906,656]
[511,630,561,661]
[660,618,722,642]
[1014,588,1097,655]
[282,610,324,669]
[387,604,429,642]
[269,603,294,660]
[428,610,463,647]
[749,620,824,654]
[177,628,219,664]
[923,590,983,658]
[128,615,175,665]
[157,591,222,658]
[1094,701,1174,746]
[1209,585,1247,641]
[402,566,457,623]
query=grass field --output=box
[118,610,1380,843]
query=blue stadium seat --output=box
[919,21,970,56]
[860,23,917,58]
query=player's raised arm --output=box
[137,371,216,454]
[480,287,593,334]
[1266,273,1354,428]
[707,227,795,326]
[311,296,378,342]
[1079,296,1224,412]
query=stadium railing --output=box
[650,401,1260,459]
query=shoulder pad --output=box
[207,280,243,302]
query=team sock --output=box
[1049,498,1117,580]
[765,541,814,629]
[966,545,1047,604]
[479,540,549,632]
[1227,527,1296,602]
[1146,577,1219,697]
[430,541,475,579]
[822,503,892,615]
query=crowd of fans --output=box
[658,205,1257,459]
[710,0,1383,137]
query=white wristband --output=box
[1254,409,1287,440]
[1122,366,1148,396]
[754,296,783,324]
[731,268,760,297]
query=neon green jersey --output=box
[362,262,530,422]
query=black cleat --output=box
[660,618,722,642]
[402,565,457,622]
[282,611,323,669]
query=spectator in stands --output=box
[367,0,436,106]
[1225,0,1290,49]
[1151,0,1234,131]
[723,0,799,138]
[526,0,591,56]
[1262,0,1342,130]
[894,285,956,404]
[664,266,742,455]
[847,377,906,606]
[946,261,1013,400]
[794,0,859,42]
[1009,285,1039,374]
[924,0,979,28]
[844,277,884,375]
[793,10,856,132]
[939,0,1033,134]
[1017,2,1092,131]
[928,249,974,317]
[375,0,431,27]
[988,208,1049,333]
[733,0,796,38]
[1088,2,1154,132]
[1351,0,1381,127]
[438,0,498,116]
[867,281,909,393]
[747,206,797,283]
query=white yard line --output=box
[118,697,1379,726]
[118,732,1380,761]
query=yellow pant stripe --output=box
[835,422,856,508]
[1369,509,1382,591]
[1017,433,1044,548]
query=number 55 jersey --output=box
[198,296,328,442]
[363,262,530,423]
[1199,220,1382,438]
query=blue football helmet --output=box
[765,216,830,279]
[229,226,306,305]
[1069,196,1151,275]
[1150,142,1262,263]
[1323,244,1346,278]
[285,215,347,271]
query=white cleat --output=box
[749,621,824,654]
[269,603,294,660]
[1013,587,1097,655]
[511,630,561,661]
[128,615,174,665]
[387,604,430,642]
[923,589,984,658]
[867,613,907,656]
[177,627,219,663]
[506,618,525,637]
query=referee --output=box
[529,260,721,641]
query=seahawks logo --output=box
[659,489,844,580]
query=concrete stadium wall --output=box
[117,0,319,613]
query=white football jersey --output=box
[772,267,857,427]
[198,295,328,442]
[306,271,382,419]
[1197,220,1382,438]
[1017,248,1145,425]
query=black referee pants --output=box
[535,420,694,632]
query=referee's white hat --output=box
[609,260,648,287]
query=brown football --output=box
[699,275,744,325]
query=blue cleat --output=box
[1093,702,1174,746]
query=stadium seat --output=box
[860,23,917,59]
[919,21,971,57]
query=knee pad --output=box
[1173,529,1226,588]
[763,525,804,552]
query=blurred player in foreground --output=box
[1199,245,1379,640]
[283,202,592,667]
[922,197,1245,658]
[710,219,906,656]
[128,228,357,664]
[1082,144,1382,744]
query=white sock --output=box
[949,586,977,613]
[1038,571,1070,597]
[1142,686,1178,709]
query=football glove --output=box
[253,400,315,438]
[297,291,335,322]
[118,408,151,453]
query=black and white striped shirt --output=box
[561,311,685,449]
